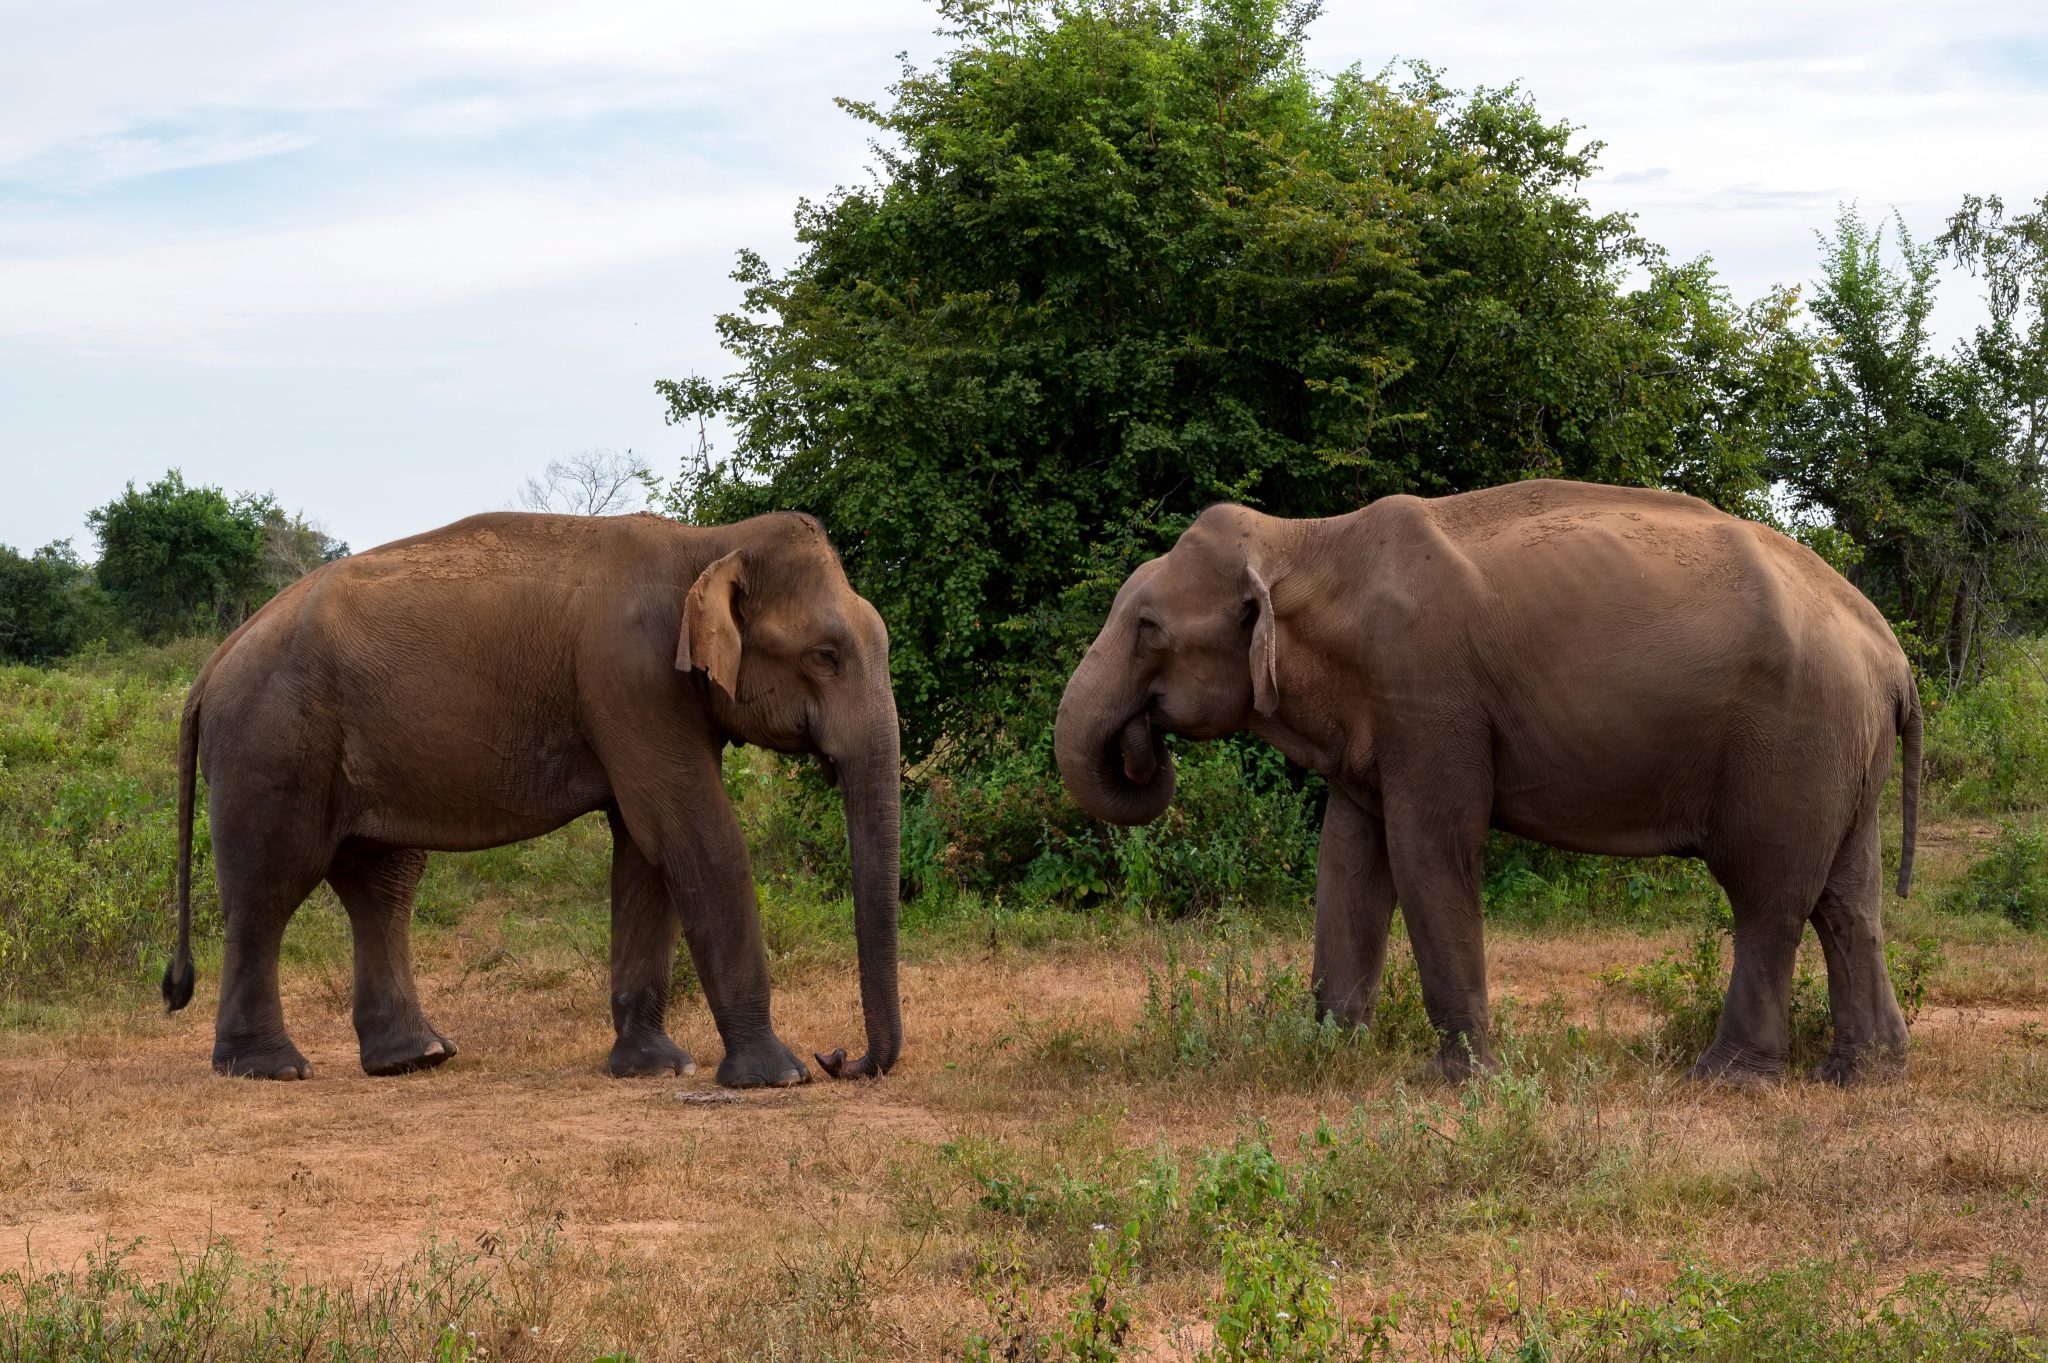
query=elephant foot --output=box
[213,1037,311,1081]
[1687,1042,1785,1087]
[607,1031,696,1079]
[1811,1044,1906,1087]
[1429,1038,1495,1084]
[716,1036,810,1089]
[359,1026,458,1077]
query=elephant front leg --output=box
[1312,788,1397,1029]
[605,814,695,1078]
[1385,798,1494,1080]
[648,802,808,1089]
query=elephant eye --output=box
[806,645,843,677]
[1136,616,1164,648]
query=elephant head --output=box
[679,514,902,1077]
[1055,505,1291,826]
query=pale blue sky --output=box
[3,0,2045,554]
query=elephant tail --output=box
[1896,683,1922,899]
[163,691,200,1012]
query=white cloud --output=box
[0,188,792,352]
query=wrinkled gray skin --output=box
[164,510,901,1088]
[1057,481,1922,1085]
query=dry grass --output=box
[3,892,2045,1360]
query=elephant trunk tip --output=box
[1119,712,1158,784]
[816,1046,892,1080]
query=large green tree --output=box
[0,541,112,663]
[1772,201,2048,684]
[662,0,1811,753]
[86,471,273,642]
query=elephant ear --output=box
[677,550,748,700]
[1246,563,1279,717]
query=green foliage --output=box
[0,1229,561,1362]
[660,0,1810,755]
[0,541,117,663]
[1944,820,2048,931]
[1773,203,2048,687]
[86,470,274,642]
[968,1229,1138,1363]
[1924,639,2048,814]
[0,657,208,1003]
[1356,1258,2046,1363]
[1110,933,1436,1082]
[909,735,1319,914]
[1202,1225,1346,1363]
[1110,740,1322,914]
[1481,835,1725,929]
[83,469,344,646]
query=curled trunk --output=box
[1055,646,1175,826]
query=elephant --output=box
[1055,479,1922,1085]
[162,509,901,1088]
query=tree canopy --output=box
[0,542,109,664]
[1771,200,2048,685]
[661,0,1813,754]
[76,470,345,646]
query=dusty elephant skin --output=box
[1055,479,1923,1086]
[162,511,902,1088]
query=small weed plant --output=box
[1048,929,1437,1088]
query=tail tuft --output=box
[162,957,195,1013]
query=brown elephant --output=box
[1055,479,1922,1085]
[163,510,900,1088]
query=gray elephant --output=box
[164,510,900,1088]
[1055,480,1921,1085]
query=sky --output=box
[3,1,2045,555]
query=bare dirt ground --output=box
[3,922,2045,1358]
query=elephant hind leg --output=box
[329,843,456,1076]
[212,816,328,1080]
[1691,853,1831,1086]
[1808,798,1909,1085]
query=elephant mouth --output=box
[816,754,840,788]
[1117,710,1165,785]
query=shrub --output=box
[0,661,205,1003]
[1202,1225,1347,1363]
[1482,835,1725,928]
[1086,932,1437,1085]
[1944,820,2048,931]
[1923,640,2048,814]
[911,736,1320,916]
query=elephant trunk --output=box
[1055,642,1175,826]
[816,705,903,1080]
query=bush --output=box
[1923,640,2048,814]
[1944,820,2048,931]
[1482,834,1725,928]
[911,736,1320,916]
[0,660,206,1004]
[1124,934,1437,1081]
[0,541,117,664]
